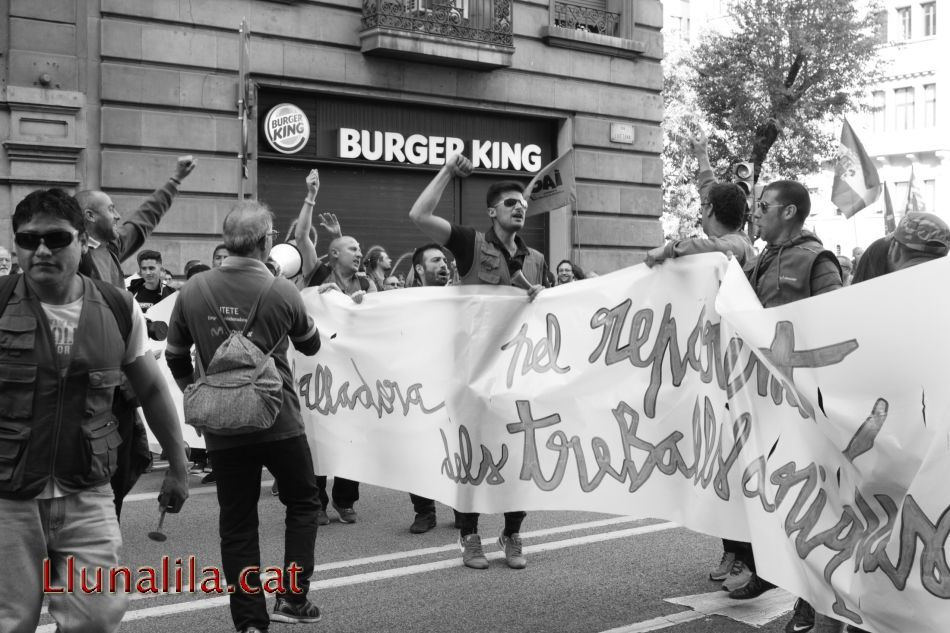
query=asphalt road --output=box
[34,468,800,633]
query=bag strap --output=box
[242,276,279,336]
[91,279,133,345]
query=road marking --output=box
[666,587,795,626]
[36,520,678,629]
[123,480,275,503]
[598,611,707,632]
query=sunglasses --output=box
[14,230,77,250]
[494,197,527,209]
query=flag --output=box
[525,149,576,217]
[831,118,881,217]
[883,182,896,234]
[906,164,926,214]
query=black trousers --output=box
[316,475,359,509]
[210,435,320,632]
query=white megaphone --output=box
[269,242,302,278]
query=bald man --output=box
[305,235,376,303]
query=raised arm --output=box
[409,152,472,245]
[295,169,321,280]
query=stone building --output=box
[0,0,664,276]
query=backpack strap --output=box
[242,276,279,336]
[0,275,20,316]
[91,279,133,345]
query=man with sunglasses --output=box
[409,151,548,570]
[0,189,189,633]
[73,155,196,517]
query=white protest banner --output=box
[295,254,950,633]
[142,292,205,451]
[524,148,575,217]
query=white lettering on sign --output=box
[337,128,543,172]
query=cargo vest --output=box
[0,276,127,499]
[460,230,546,287]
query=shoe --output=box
[498,532,526,569]
[709,551,736,581]
[241,628,266,633]
[317,507,330,526]
[270,597,322,623]
[201,472,217,484]
[728,572,776,599]
[332,501,357,524]
[785,598,816,633]
[271,481,279,496]
[409,512,437,534]
[721,559,752,592]
[459,534,488,569]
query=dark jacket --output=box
[459,230,547,287]
[747,232,842,308]
[0,276,128,500]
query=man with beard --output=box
[74,156,196,517]
[409,152,547,570]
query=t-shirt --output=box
[129,281,176,311]
[37,296,149,498]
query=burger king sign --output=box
[264,103,310,154]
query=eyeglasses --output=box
[494,197,527,209]
[757,200,785,213]
[14,230,77,250]
[263,230,279,240]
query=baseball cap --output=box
[891,213,950,256]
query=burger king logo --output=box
[264,103,310,154]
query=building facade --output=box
[0,0,665,277]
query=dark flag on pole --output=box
[883,182,896,234]
[906,164,926,214]
[832,118,881,217]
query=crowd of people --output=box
[1,132,946,633]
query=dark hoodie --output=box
[747,231,842,308]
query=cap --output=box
[892,213,950,256]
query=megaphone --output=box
[269,242,302,278]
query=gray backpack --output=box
[183,275,285,436]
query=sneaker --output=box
[498,532,527,569]
[709,551,736,581]
[721,559,752,592]
[270,597,322,624]
[241,628,266,633]
[459,534,488,569]
[201,472,217,484]
[728,573,776,600]
[332,501,357,524]
[317,507,330,526]
[271,481,279,497]
[409,512,436,534]
[785,598,816,633]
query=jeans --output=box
[316,475,359,509]
[210,435,320,631]
[0,483,127,633]
[457,511,526,537]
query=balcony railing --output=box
[361,0,513,47]
[553,1,618,37]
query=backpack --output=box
[182,275,285,436]
[0,274,132,343]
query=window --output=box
[922,2,936,36]
[872,90,886,132]
[897,6,912,39]
[415,0,469,20]
[895,180,910,212]
[895,87,915,130]
[924,179,935,210]
[875,10,889,42]
[924,84,936,127]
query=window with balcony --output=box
[922,2,936,36]
[872,90,886,132]
[924,83,936,127]
[542,0,645,59]
[894,87,915,130]
[553,0,617,36]
[360,0,514,69]
[897,6,912,39]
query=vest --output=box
[749,239,836,308]
[460,231,546,287]
[0,276,127,499]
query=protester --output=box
[364,245,392,291]
[836,255,853,285]
[409,151,547,570]
[128,249,176,310]
[851,246,865,271]
[0,188,189,633]
[212,243,229,268]
[186,263,211,279]
[74,155,195,517]
[555,259,584,284]
[746,180,843,617]
[403,243,463,534]
[165,201,322,631]
[293,168,342,286]
[0,245,11,275]
[382,274,401,290]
